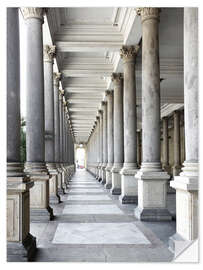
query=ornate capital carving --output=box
[101,101,107,106]
[105,90,113,96]
[111,73,123,84]
[20,7,45,21]
[96,116,100,121]
[43,45,56,63]
[59,88,64,100]
[136,8,161,23]
[53,72,61,86]
[120,45,139,62]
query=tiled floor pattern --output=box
[30,169,176,262]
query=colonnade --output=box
[6,7,198,261]
[7,8,75,261]
[86,7,198,251]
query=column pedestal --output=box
[98,164,103,182]
[47,163,61,204]
[25,162,54,222]
[101,164,107,184]
[111,164,122,195]
[57,164,65,194]
[120,166,138,204]
[7,163,36,262]
[134,163,172,221]
[105,164,113,189]
[169,162,198,255]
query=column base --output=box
[7,233,36,262]
[111,188,121,195]
[30,206,54,222]
[170,162,198,241]
[105,165,112,189]
[58,187,65,195]
[134,206,172,221]
[173,165,182,177]
[105,183,112,189]
[101,164,107,184]
[119,195,138,204]
[111,164,122,195]
[120,166,138,204]
[135,163,172,221]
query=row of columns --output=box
[7,8,75,261]
[87,7,198,249]
[162,111,183,177]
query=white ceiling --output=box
[46,7,184,144]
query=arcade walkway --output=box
[30,170,175,262]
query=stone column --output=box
[44,45,61,204]
[59,89,66,190]
[98,109,103,181]
[53,73,65,194]
[62,98,68,184]
[101,101,108,184]
[21,7,54,221]
[134,8,171,221]
[170,8,198,252]
[162,117,170,174]
[111,73,124,195]
[119,45,139,204]
[7,8,36,261]
[96,116,100,179]
[105,91,114,189]
[173,111,182,176]
[137,130,142,167]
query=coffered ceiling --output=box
[46,7,184,144]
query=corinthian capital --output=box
[136,8,161,23]
[120,45,139,62]
[43,45,56,63]
[20,7,45,21]
[111,73,123,84]
[59,88,64,100]
[53,72,61,86]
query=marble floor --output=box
[30,169,176,262]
